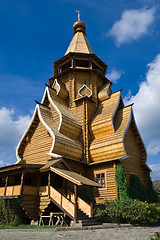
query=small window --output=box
[96,173,105,188]
[76,60,89,68]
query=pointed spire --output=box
[65,20,94,55]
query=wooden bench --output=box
[39,212,67,226]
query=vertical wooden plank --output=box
[20,171,25,195]
[74,184,78,222]
[4,176,8,196]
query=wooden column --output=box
[64,179,68,197]
[90,187,94,217]
[4,176,8,196]
[90,202,93,218]
[89,60,92,69]
[48,172,51,198]
[20,171,25,195]
[74,184,78,222]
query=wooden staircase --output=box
[19,186,101,226]
[39,195,50,212]
[78,208,101,226]
[19,195,39,221]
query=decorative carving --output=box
[98,83,112,102]
[78,84,92,98]
[52,79,68,100]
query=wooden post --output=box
[74,184,78,222]
[71,59,75,68]
[64,179,68,197]
[90,202,93,218]
[90,187,94,217]
[4,176,8,196]
[20,171,25,195]
[89,60,92,69]
[48,172,51,198]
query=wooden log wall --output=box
[89,162,118,203]
[65,159,87,175]
[23,121,52,164]
[123,126,147,187]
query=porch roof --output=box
[40,158,63,171]
[50,167,101,187]
[0,163,42,173]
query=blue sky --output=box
[0,0,160,180]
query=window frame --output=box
[95,172,106,188]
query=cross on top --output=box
[76,10,82,21]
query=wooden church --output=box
[0,18,150,223]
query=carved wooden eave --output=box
[16,86,83,164]
[90,90,123,138]
[90,94,147,169]
[127,109,147,166]
[90,103,132,163]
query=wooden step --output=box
[78,218,101,226]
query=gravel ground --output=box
[0,226,160,240]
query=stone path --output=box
[0,226,159,240]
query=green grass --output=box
[0,224,58,229]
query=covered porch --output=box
[0,160,101,222]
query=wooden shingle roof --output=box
[65,31,94,55]
[50,167,101,187]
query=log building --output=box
[0,19,150,224]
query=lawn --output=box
[0,224,58,229]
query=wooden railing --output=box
[57,188,92,218]
[57,188,75,203]
[6,185,21,196]
[50,186,74,219]
[0,187,5,196]
[78,197,93,217]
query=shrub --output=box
[0,199,23,226]
[147,174,159,203]
[94,199,160,224]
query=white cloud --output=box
[125,54,160,156]
[0,107,31,165]
[106,68,125,83]
[108,7,155,46]
[0,160,5,167]
[150,163,160,180]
